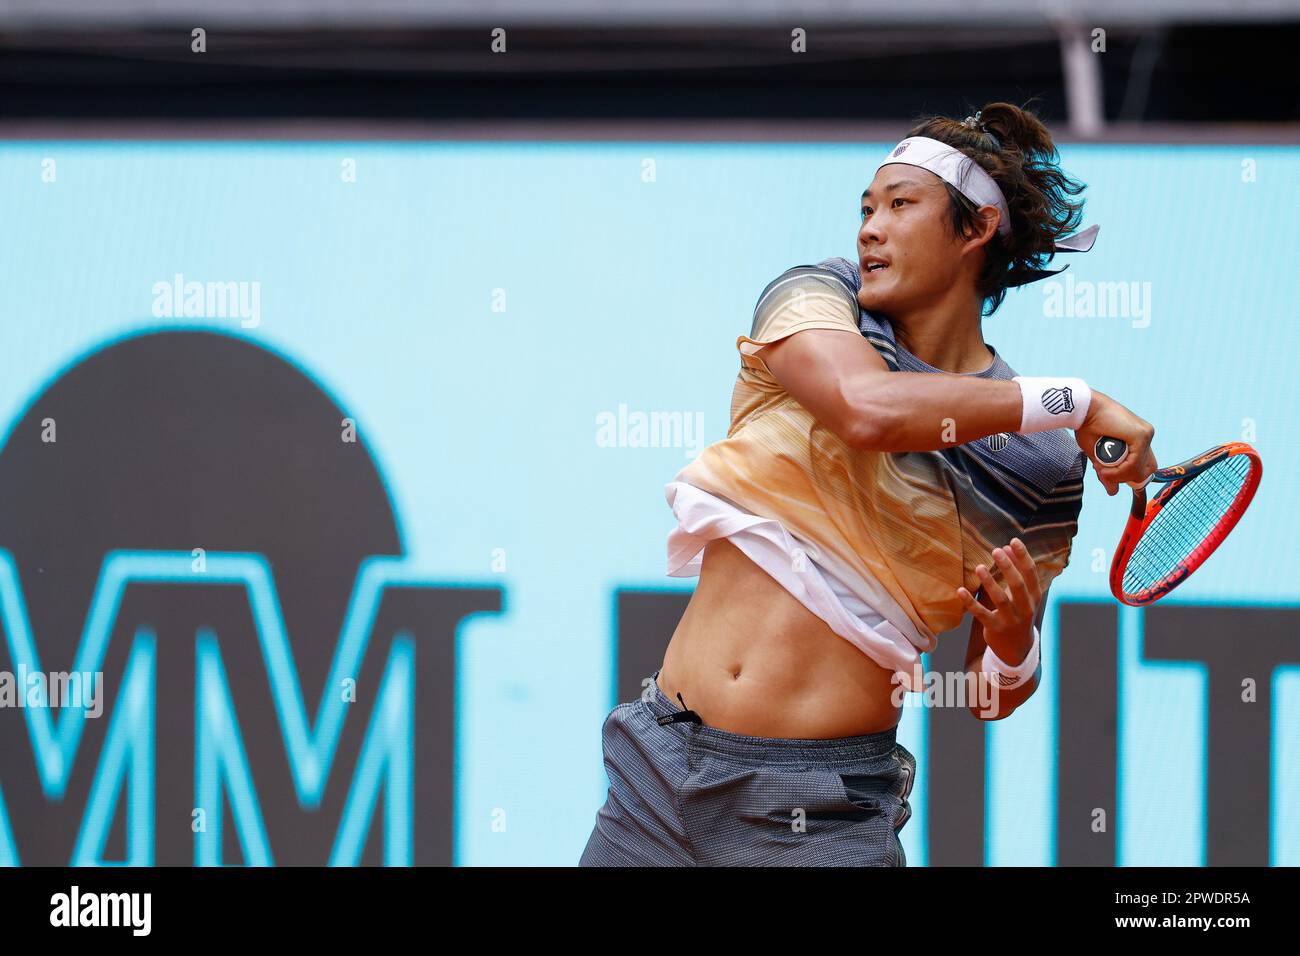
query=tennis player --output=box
[580,102,1158,867]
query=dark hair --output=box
[904,99,1086,316]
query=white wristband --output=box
[1012,377,1091,432]
[981,625,1040,690]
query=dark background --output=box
[1,22,1296,125]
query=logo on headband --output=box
[892,143,910,157]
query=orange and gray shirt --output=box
[669,257,1087,659]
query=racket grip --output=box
[1094,436,1126,465]
[1094,436,1153,490]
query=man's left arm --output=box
[960,540,1050,721]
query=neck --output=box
[888,295,992,374]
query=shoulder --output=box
[815,257,898,360]
[746,257,900,370]
[813,256,861,296]
[747,259,866,346]
[749,257,899,368]
[752,259,859,321]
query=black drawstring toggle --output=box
[657,691,702,725]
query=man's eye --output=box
[892,197,908,208]
[860,207,872,219]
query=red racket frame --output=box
[1109,442,1262,606]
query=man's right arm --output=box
[759,327,1157,492]
[760,327,1022,451]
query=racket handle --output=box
[1094,436,1126,465]
[1094,436,1153,490]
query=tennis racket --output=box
[1093,438,1262,606]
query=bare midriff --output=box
[655,537,907,738]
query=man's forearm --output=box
[965,616,1043,720]
[850,373,1024,452]
[967,658,1041,720]
[966,588,1051,720]
[972,671,1040,723]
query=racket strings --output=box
[1122,455,1252,594]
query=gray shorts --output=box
[579,670,916,867]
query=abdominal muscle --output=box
[656,536,906,738]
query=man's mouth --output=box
[862,258,890,276]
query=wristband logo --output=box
[1040,386,1075,416]
[0,330,503,866]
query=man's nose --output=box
[859,217,884,246]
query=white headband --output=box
[872,134,1101,287]
[875,136,1012,237]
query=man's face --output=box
[857,164,968,315]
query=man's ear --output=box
[962,205,1001,254]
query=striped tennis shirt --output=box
[667,257,1087,668]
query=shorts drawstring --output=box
[656,690,702,726]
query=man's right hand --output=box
[1075,390,1158,495]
